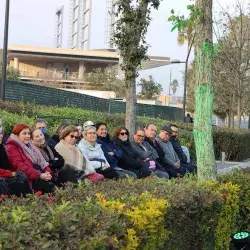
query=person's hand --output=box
[12,172,16,177]
[108,152,115,156]
[142,158,150,163]
[40,172,52,181]
[102,164,110,170]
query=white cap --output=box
[83,121,95,129]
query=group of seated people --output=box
[0,118,197,196]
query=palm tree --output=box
[171,79,179,95]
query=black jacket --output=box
[42,145,65,169]
[169,137,187,164]
[0,144,11,170]
[112,138,144,171]
[97,135,122,169]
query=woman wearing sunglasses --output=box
[55,125,104,182]
[112,127,152,179]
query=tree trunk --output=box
[237,96,242,128]
[125,77,137,135]
[194,0,216,180]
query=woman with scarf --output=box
[0,128,32,196]
[5,124,54,194]
[77,125,119,179]
[55,125,104,182]
[31,128,78,184]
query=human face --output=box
[97,125,107,138]
[0,132,3,144]
[85,128,97,144]
[77,126,83,137]
[18,128,31,144]
[133,130,145,144]
[36,122,47,135]
[64,131,78,145]
[32,129,45,145]
[145,124,157,139]
[171,126,178,138]
[118,130,128,141]
[36,122,46,129]
[159,131,169,142]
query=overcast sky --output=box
[0,0,230,96]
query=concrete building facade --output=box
[8,45,171,83]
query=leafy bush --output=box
[218,169,250,231]
[1,100,250,161]
[0,171,249,250]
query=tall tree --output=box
[113,0,161,134]
[137,75,162,100]
[194,0,216,180]
[170,1,216,180]
[170,79,179,95]
[213,1,250,128]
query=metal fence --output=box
[5,81,183,121]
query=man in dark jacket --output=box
[144,124,179,178]
[169,124,197,173]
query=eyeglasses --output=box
[70,135,78,139]
[120,132,128,136]
[87,132,96,135]
[137,134,145,138]
[38,127,46,129]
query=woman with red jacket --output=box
[0,129,31,196]
[5,124,54,194]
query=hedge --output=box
[0,100,250,161]
[0,170,249,250]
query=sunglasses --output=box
[137,134,145,138]
[70,135,78,139]
[120,132,128,136]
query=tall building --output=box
[68,0,92,49]
[55,6,64,48]
[54,0,117,50]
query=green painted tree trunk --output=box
[194,0,216,180]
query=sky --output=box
[0,0,230,97]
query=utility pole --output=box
[0,0,10,101]
[168,68,172,105]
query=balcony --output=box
[19,70,84,83]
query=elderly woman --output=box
[95,122,136,179]
[5,124,54,194]
[55,125,104,182]
[31,128,78,184]
[131,129,169,179]
[0,129,32,196]
[77,125,119,179]
[112,127,152,179]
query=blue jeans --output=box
[154,170,169,179]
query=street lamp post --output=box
[0,0,10,101]
[168,68,172,105]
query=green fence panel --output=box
[5,81,183,121]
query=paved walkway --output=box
[216,159,250,174]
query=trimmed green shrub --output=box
[1,100,250,161]
[0,171,249,250]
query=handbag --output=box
[88,173,104,182]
